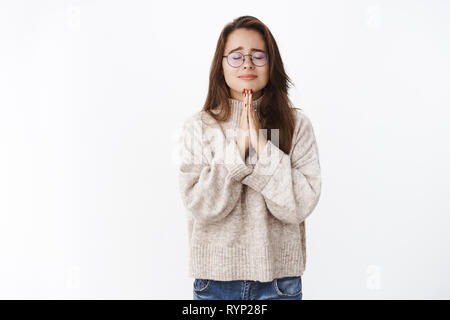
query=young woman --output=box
[178,16,321,300]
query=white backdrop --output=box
[0,0,449,299]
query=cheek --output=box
[223,66,239,85]
[263,66,269,79]
[259,69,269,84]
[222,64,231,80]
[224,64,237,77]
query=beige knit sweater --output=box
[178,94,321,282]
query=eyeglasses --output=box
[222,51,269,68]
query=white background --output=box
[1,0,449,299]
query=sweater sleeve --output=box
[241,111,321,224]
[178,116,252,224]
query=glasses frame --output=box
[222,51,269,68]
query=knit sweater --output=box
[177,94,321,282]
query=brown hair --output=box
[202,15,299,154]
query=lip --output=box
[238,74,257,80]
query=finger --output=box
[245,91,250,129]
[247,94,257,144]
[240,90,247,128]
[244,88,247,108]
[247,93,253,120]
[248,94,254,127]
[240,91,247,126]
[245,89,249,111]
[243,89,248,117]
[248,103,253,128]
[248,105,253,129]
[242,90,246,112]
[246,91,250,110]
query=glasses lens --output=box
[252,51,268,66]
[228,52,243,67]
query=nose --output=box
[242,55,254,69]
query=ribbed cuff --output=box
[224,138,252,182]
[241,141,285,192]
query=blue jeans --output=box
[193,276,302,300]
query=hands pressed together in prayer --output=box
[235,89,268,161]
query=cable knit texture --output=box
[178,94,321,281]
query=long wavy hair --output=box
[202,15,299,155]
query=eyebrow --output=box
[227,46,266,54]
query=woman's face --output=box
[222,28,269,101]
